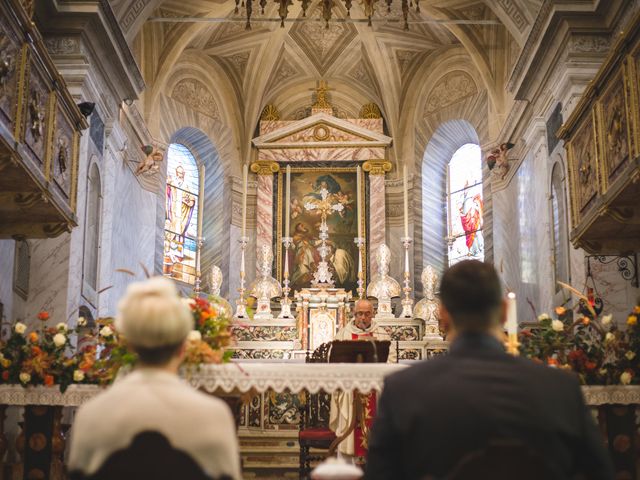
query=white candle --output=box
[356,165,362,238]
[506,292,518,335]
[285,165,291,238]
[241,163,248,238]
[403,165,409,238]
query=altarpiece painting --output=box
[276,166,366,296]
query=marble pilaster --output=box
[254,169,275,275]
[0,240,15,321]
[368,174,386,274]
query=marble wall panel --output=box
[21,235,70,327]
[0,240,15,321]
[103,154,157,315]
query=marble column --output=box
[251,161,280,275]
[363,160,392,274]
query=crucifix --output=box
[304,186,344,286]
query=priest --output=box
[329,299,397,460]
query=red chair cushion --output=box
[299,428,337,443]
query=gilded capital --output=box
[250,161,280,175]
[363,160,392,176]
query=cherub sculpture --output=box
[486,142,514,180]
[136,145,164,175]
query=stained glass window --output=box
[163,144,200,285]
[447,143,484,266]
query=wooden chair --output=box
[445,440,560,480]
[69,430,233,480]
[298,342,336,479]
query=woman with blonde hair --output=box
[69,277,241,480]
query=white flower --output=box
[538,313,551,322]
[599,368,607,376]
[53,333,66,348]
[73,370,85,382]
[551,320,564,332]
[99,326,113,338]
[77,317,87,327]
[56,322,67,332]
[605,332,615,343]
[187,330,202,342]
[601,314,612,326]
[620,372,632,385]
[14,322,27,334]
[625,351,636,361]
[19,372,31,384]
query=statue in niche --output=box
[366,244,401,320]
[250,244,282,320]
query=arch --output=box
[550,159,570,290]
[418,120,480,283]
[82,160,102,305]
[157,128,229,296]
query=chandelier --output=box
[239,0,421,30]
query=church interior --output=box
[1,0,640,478]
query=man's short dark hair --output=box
[439,260,503,331]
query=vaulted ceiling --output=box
[108,0,544,164]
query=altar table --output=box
[0,367,639,479]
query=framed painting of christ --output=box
[275,166,366,295]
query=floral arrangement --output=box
[183,296,234,366]
[519,303,640,385]
[0,295,234,392]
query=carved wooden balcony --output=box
[0,0,87,239]
[558,11,640,254]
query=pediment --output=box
[252,113,392,149]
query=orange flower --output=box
[554,306,566,317]
[581,317,590,326]
[585,361,597,371]
[31,346,43,356]
[1,371,9,381]
[28,332,39,343]
[547,358,558,367]
[634,306,640,314]
[627,315,638,326]
[44,375,54,387]
[37,311,50,321]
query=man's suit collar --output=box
[449,332,506,355]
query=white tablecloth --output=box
[0,363,638,406]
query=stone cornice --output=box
[35,0,144,102]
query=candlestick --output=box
[399,236,413,318]
[278,236,294,319]
[285,165,291,238]
[194,164,206,294]
[234,236,249,319]
[505,292,519,355]
[241,163,248,238]
[354,237,365,299]
[356,165,362,239]
[403,165,409,238]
